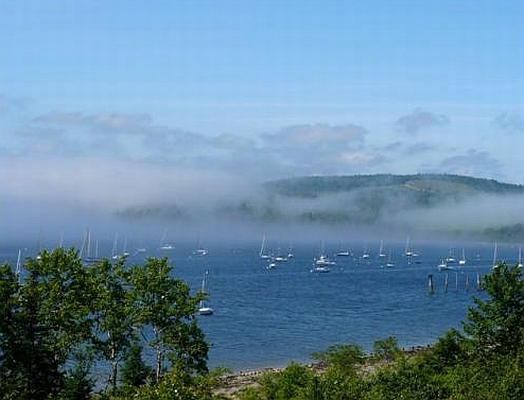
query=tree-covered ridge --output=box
[264,173,524,198]
[116,173,524,220]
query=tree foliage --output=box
[463,262,524,357]
[0,248,211,399]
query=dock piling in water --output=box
[476,273,482,291]
[428,274,435,294]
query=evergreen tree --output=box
[121,341,153,387]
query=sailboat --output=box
[312,240,334,272]
[193,234,209,256]
[445,248,456,264]
[404,236,419,258]
[287,241,294,259]
[84,229,102,265]
[310,263,331,273]
[198,271,213,315]
[336,241,350,256]
[438,260,453,271]
[266,260,277,270]
[385,250,395,268]
[378,240,387,258]
[316,240,335,264]
[458,248,466,265]
[122,235,130,257]
[517,246,523,268]
[159,229,175,251]
[273,242,288,262]
[492,242,499,269]
[111,233,119,260]
[15,249,22,281]
[259,234,271,259]
[362,246,370,260]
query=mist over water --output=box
[1,151,523,251]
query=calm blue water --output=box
[1,239,520,375]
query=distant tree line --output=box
[265,173,524,198]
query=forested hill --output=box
[264,174,524,199]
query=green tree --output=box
[0,248,99,399]
[121,341,153,388]
[127,257,208,382]
[463,262,524,357]
[373,336,403,362]
[312,343,364,375]
[255,363,316,400]
[91,257,136,389]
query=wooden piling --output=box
[428,274,435,294]
[476,273,482,291]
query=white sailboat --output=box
[378,240,387,258]
[317,240,334,264]
[193,234,209,256]
[111,233,120,260]
[15,249,22,281]
[274,242,288,262]
[310,263,331,273]
[385,250,395,268]
[198,271,213,315]
[438,260,453,271]
[445,248,456,264]
[134,236,147,254]
[492,242,499,269]
[287,241,294,259]
[518,246,523,268]
[362,246,370,260]
[266,261,277,270]
[336,241,350,256]
[159,229,175,250]
[312,240,335,272]
[458,248,466,265]
[122,235,130,257]
[259,234,271,259]
[84,229,102,264]
[404,236,414,257]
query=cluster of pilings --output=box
[428,272,483,294]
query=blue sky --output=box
[0,0,522,220]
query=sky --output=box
[0,0,523,242]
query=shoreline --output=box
[214,345,431,397]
